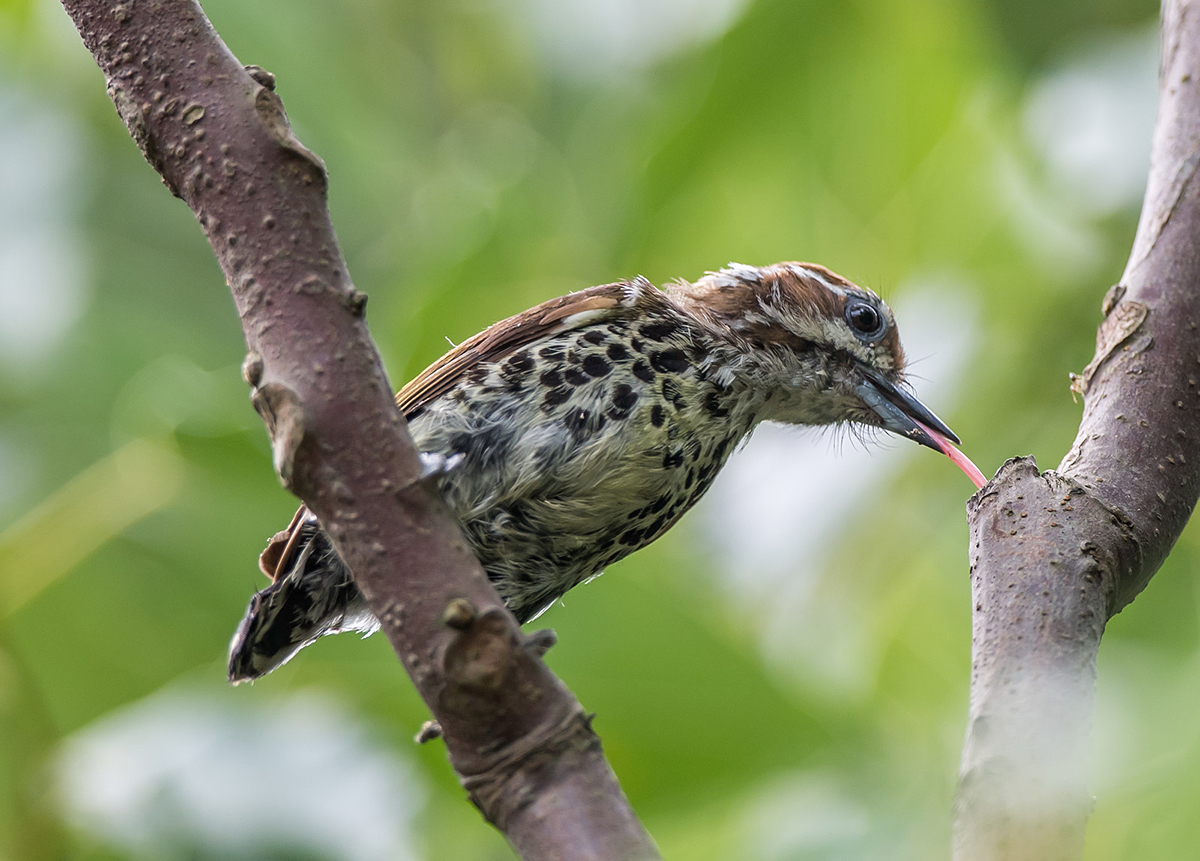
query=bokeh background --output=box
[0,0,1191,858]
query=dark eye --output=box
[845,301,885,341]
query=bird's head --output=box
[678,262,977,475]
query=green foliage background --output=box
[2,0,1195,858]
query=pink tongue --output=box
[914,419,988,489]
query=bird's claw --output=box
[415,720,443,744]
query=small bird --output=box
[228,261,980,682]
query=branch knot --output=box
[460,706,601,830]
[253,86,327,187]
[250,381,306,486]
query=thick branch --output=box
[59,2,659,857]
[954,3,1200,858]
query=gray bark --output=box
[58,2,660,858]
[954,3,1200,858]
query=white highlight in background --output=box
[56,690,425,861]
[509,0,750,76]
[0,79,88,378]
[1023,25,1159,219]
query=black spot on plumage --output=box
[714,436,732,461]
[447,426,507,465]
[647,513,671,538]
[650,349,689,374]
[606,343,630,362]
[582,355,612,377]
[612,383,638,411]
[650,404,665,427]
[506,351,534,374]
[540,369,562,388]
[498,359,529,393]
[632,360,654,383]
[704,390,729,418]
[619,528,644,546]
[661,378,686,410]
[583,330,607,345]
[539,345,564,361]
[542,387,571,409]
[648,495,670,514]
[565,367,590,386]
[630,337,644,353]
[467,364,490,385]
[640,321,677,341]
[475,425,508,460]
[663,448,684,469]
[684,438,702,460]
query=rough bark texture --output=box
[954,3,1200,858]
[59,2,660,858]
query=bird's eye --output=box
[845,301,885,341]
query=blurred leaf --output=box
[0,439,184,617]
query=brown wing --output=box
[259,507,307,579]
[260,277,671,582]
[395,277,664,418]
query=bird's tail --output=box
[228,509,379,683]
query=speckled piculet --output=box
[228,261,971,682]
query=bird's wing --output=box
[259,277,669,582]
[258,506,308,580]
[395,278,660,418]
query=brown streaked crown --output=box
[668,261,906,376]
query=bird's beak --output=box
[855,368,987,489]
[855,368,960,451]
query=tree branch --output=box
[953,3,1200,858]
[58,2,659,857]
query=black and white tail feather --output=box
[227,510,379,683]
[227,452,463,683]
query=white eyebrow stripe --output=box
[788,264,846,297]
[724,262,762,283]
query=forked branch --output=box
[954,3,1200,858]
